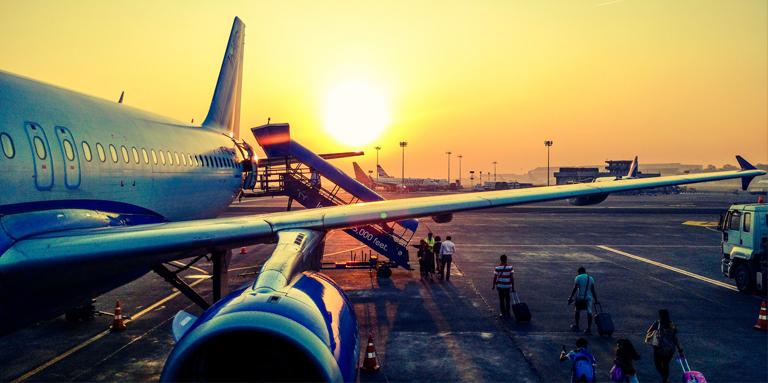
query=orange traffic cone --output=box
[754,300,768,331]
[360,334,380,373]
[240,247,247,255]
[111,300,127,332]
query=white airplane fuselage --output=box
[0,71,243,223]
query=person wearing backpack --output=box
[611,338,641,382]
[644,309,683,383]
[567,266,599,335]
[560,337,597,382]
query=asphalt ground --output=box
[1,192,766,382]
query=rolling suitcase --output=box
[677,356,707,383]
[593,302,614,336]
[511,292,531,323]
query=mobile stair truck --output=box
[720,202,768,294]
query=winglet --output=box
[735,155,758,191]
[736,155,756,171]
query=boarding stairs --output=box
[250,155,414,269]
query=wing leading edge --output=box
[7,164,764,266]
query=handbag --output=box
[645,321,660,346]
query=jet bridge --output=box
[247,123,417,271]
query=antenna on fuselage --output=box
[118,91,124,104]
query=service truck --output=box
[719,203,768,294]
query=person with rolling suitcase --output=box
[492,254,515,318]
[567,267,599,335]
[593,302,615,336]
[676,353,706,383]
[644,309,684,383]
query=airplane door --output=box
[24,122,54,190]
[54,126,81,189]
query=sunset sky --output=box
[0,0,765,178]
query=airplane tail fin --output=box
[377,165,391,178]
[353,162,373,187]
[202,17,245,138]
[627,156,639,178]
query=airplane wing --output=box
[8,163,764,264]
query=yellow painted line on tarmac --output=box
[682,221,719,227]
[12,277,209,383]
[170,260,208,275]
[596,245,737,291]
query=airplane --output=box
[0,16,764,382]
[352,162,444,191]
[569,156,639,205]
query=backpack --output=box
[572,350,596,382]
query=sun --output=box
[323,81,391,147]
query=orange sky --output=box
[0,0,765,179]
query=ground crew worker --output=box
[567,266,598,335]
[492,254,515,318]
[440,235,456,281]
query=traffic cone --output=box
[754,300,768,331]
[111,300,127,332]
[240,247,247,255]
[360,334,380,373]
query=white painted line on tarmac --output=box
[12,278,210,383]
[596,245,737,291]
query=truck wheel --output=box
[734,263,754,294]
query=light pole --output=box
[492,161,497,182]
[399,141,408,189]
[445,151,452,184]
[374,146,381,181]
[479,171,483,184]
[469,170,475,186]
[544,140,553,186]
[457,155,463,188]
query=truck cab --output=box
[720,203,768,293]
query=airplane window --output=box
[160,150,166,165]
[121,145,129,163]
[33,136,47,160]
[62,139,75,161]
[151,149,157,165]
[188,154,193,166]
[96,143,106,162]
[0,133,14,158]
[142,148,149,164]
[181,153,187,166]
[193,155,199,167]
[131,147,139,164]
[203,156,208,167]
[81,141,92,162]
[167,151,173,165]
[174,152,180,166]
[109,144,118,163]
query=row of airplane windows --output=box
[0,132,239,169]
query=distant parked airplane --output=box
[353,162,446,191]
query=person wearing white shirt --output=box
[439,236,456,281]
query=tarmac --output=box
[1,192,766,382]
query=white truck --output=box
[719,203,768,294]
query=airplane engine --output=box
[431,213,454,223]
[568,193,609,206]
[161,272,359,382]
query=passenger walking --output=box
[567,266,598,335]
[610,338,641,383]
[560,337,596,382]
[644,309,683,383]
[433,236,443,279]
[492,254,515,318]
[417,239,435,281]
[439,235,456,281]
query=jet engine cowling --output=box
[161,271,359,382]
[568,193,609,206]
